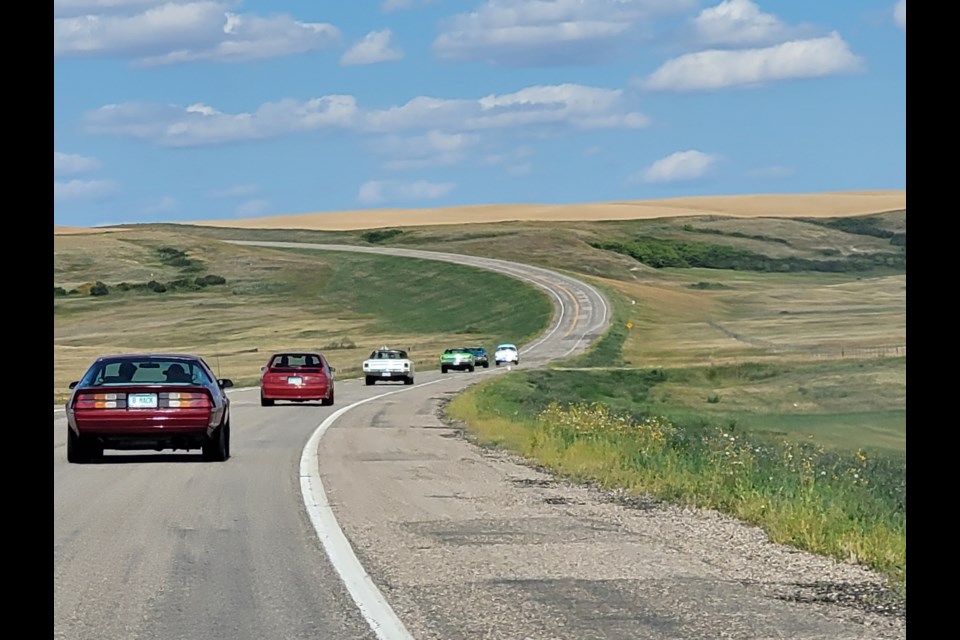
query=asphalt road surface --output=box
[54,243,904,640]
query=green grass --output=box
[54,229,552,401]
[446,380,906,594]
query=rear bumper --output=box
[70,409,217,450]
[261,382,330,400]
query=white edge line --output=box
[299,379,449,640]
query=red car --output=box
[259,352,335,407]
[65,354,233,463]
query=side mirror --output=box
[330,367,336,373]
[68,381,79,389]
[260,366,266,372]
[219,379,234,388]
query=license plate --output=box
[381,372,392,377]
[287,377,303,385]
[128,393,158,409]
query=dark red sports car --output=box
[259,352,335,407]
[65,354,233,463]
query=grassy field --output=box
[54,210,906,593]
[54,228,553,401]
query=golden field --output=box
[55,190,906,234]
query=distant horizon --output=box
[54,189,907,234]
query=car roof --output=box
[496,344,517,349]
[269,351,322,357]
[97,353,202,361]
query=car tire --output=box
[67,427,95,464]
[365,376,375,386]
[441,366,448,373]
[202,419,229,462]
[404,376,414,385]
[321,389,334,406]
[260,394,274,407]
[468,365,475,372]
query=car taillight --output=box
[159,392,212,408]
[74,393,127,409]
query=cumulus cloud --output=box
[235,199,272,217]
[84,96,359,146]
[635,150,718,183]
[54,1,341,65]
[690,0,793,47]
[641,32,865,91]
[376,130,479,170]
[54,151,102,175]
[54,179,119,201]
[357,179,456,205]
[341,30,403,66]
[84,83,649,146]
[433,0,695,66]
[208,183,258,197]
[894,0,905,30]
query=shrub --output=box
[195,274,227,286]
[89,281,109,296]
[361,229,403,243]
[54,286,67,297]
[146,280,167,293]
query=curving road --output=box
[54,243,904,640]
[54,243,610,640]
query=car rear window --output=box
[271,354,323,368]
[85,358,211,386]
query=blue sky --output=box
[53,0,907,227]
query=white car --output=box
[362,346,415,385]
[494,343,519,366]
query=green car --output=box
[440,347,476,373]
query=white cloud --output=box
[894,0,906,30]
[84,96,358,146]
[85,83,648,146]
[641,32,865,91]
[54,2,341,65]
[341,30,403,65]
[635,150,718,183]
[54,179,119,201]
[433,0,695,66]
[235,199,272,217]
[506,163,532,176]
[54,151,102,175]
[208,183,258,197]
[691,0,791,47]
[140,195,178,214]
[377,130,479,170]
[357,180,456,205]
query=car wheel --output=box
[322,389,334,406]
[483,362,489,368]
[468,365,475,372]
[404,376,414,385]
[66,427,91,464]
[202,419,229,462]
[365,376,375,386]
[260,394,274,407]
[441,366,448,373]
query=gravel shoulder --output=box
[318,382,905,640]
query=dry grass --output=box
[64,190,906,232]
